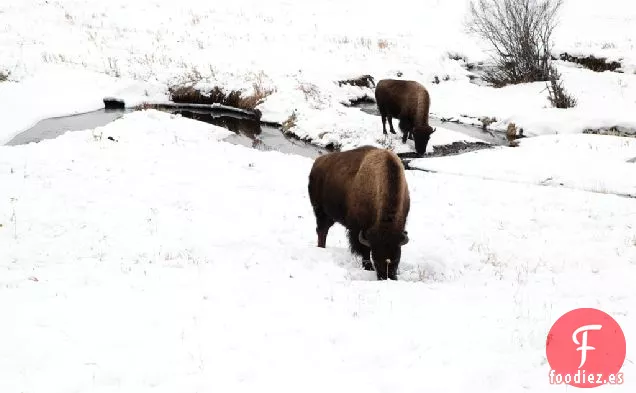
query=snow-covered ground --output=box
[1,110,635,392]
[410,133,636,197]
[2,0,636,148]
[2,0,636,391]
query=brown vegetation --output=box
[168,83,274,111]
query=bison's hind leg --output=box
[347,228,373,271]
[313,207,335,248]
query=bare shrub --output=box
[546,65,577,108]
[467,0,564,87]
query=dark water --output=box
[173,109,330,158]
[352,101,508,146]
[6,103,507,166]
[6,108,329,159]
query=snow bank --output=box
[555,0,636,73]
[410,133,636,197]
[1,111,635,392]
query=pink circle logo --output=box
[546,308,626,388]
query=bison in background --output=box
[374,79,436,156]
[307,146,410,280]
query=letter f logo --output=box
[573,324,602,368]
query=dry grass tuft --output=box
[281,112,298,134]
[377,39,391,50]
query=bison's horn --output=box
[400,231,409,246]
[358,230,371,247]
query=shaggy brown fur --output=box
[374,79,436,155]
[307,146,410,280]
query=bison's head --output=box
[359,229,409,280]
[413,125,436,156]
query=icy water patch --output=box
[7,102,511,167]
[6,108,329,159]
[5,109,132,146]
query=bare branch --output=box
[467,0,564,86]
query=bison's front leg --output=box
[401,129,409,144]
[381,114,388,135]
[387,117,397,134]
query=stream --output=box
[6,103,505,167]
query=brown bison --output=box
[374,79,436,155]
[307,146,410,280]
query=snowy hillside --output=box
[1,0,636,147]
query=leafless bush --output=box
[546,65,577,108]
[467,0,564,87]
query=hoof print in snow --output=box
[104,97,125,110]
